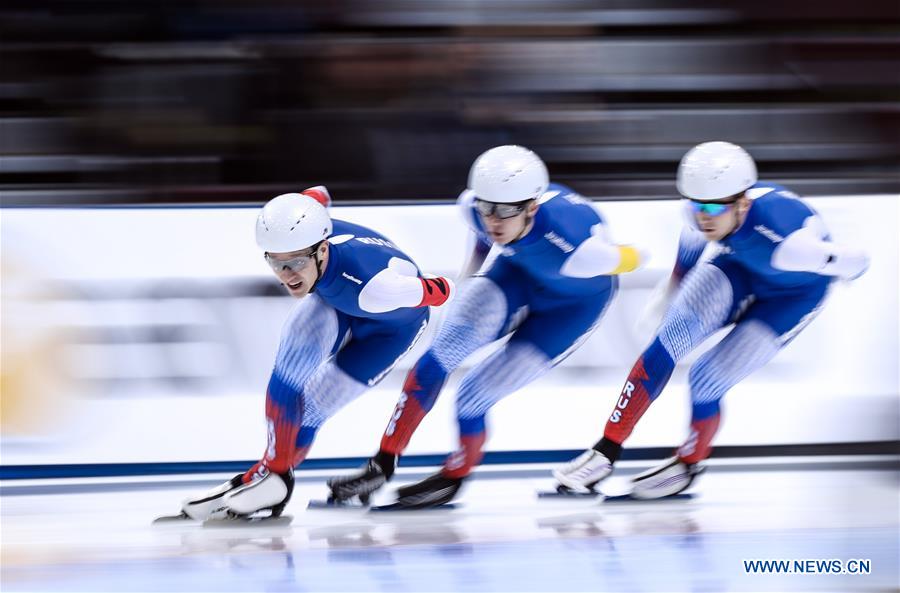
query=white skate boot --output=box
[180,474,244,521]
[179,469,293,521]
[630,457,704,499]
[223,469,294,518]
[552,449,613,493]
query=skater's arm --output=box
[671,226,707,284]
[772,217,869,280]
[456,188,493,278]
[634,225,706,332]
[459,236,491,278]
[299,185,331,207]
[359,260,454,313]
[560,225,647,278]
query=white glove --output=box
[831,249,870,282]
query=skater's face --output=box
[476,199,539,245]
[265,242,329,298]
[690,194,750,241]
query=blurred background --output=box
[1,0,898,206]
[1,1,898,470]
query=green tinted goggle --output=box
[688,200,735,217]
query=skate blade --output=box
[369,502,458,512]
[307,499,368,510]
[602,493,695,503]
[537,485,600,499]
[152,511,194,524]
[202,514,293,527]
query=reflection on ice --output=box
[1,464,897,592]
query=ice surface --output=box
[2,461,897,592]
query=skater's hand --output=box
[419,276,454,307]
[301,186,331,208]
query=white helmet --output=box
[468,145,549,204]
[676,141,758,201]
[255,193,332,253]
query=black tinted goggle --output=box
[474,198,531,220]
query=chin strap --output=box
[724,211,745,240]
[724,195,750,239]
[307,240,327,294]
[510,205,537,244]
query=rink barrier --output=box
[1,441,897,480]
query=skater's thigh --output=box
[427,262,529,370]
[657,259,748,360]
[273,294,344,389]
[740,284,830,346]
[335,313,430,387]
[511,285,616,365]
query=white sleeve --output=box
[771,216,870,280]
[560,224,647,278]
[456,189,480,232]
[358,258,424,313]
[456,188,493,277]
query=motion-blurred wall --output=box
[2,196,897,465]
[1,0,899,206]
[1,1,898,468]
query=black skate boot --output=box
[327,452,397,506]
[392,472,463,509]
